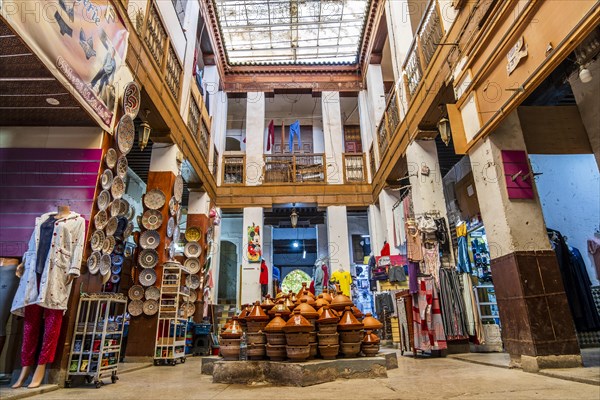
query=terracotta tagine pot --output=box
[288,290,298,304]
[321,288,333,303]
[266,343,286,361]
[296,282,310,297]
[221,317,243,339]
[268,303,291,319]
[361,330,380,357]
[340,329,364,343]
[308,342,318,359]
[330,292,353,311]
[246,301,269,321]
[283,295,297,311]
[296,290,316,307]
[337,306,364,331]
[265,313,287,332]
[295,298,319,320]
[318,344,339,360]
[315,294,330,309]
[285,345,310,362]
[246,332,267,345]
[339,341,361,358]
[247,343,266,360]
[261,295,276,312]
[238,304,250,320]
[221,319,232,333]
[362,313,383,330]
[219,339,241,361]
[317,305,340,324]
[351,305,364,321]
[282,309,313,333]
[317,332,339,346]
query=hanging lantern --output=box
[138,120,151,151]
[437,117,451,146]
[290,208,298,228]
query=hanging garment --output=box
[460,273,477,337]
[412,277,447,352]
[380,242,391,256]
[330,270,352,297]
[423,242,441,285]
[456,236,472,274]
[438,268,469,340]
[588,236,600,281]
[406,219,423,262]
[435,218,451,254]
[393,205,406,246]
[314,266,324,296]
[266,119,275,151]
[259,260,269,285]
[408,261,419,294]
[288,120,301,152]
[389,265,407,283]
[549,228,600,332]
[322,264,329,286]
[375,292,394,318]
[396,294,413,353]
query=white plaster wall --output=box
[322,92,345,184]
[213,91,228,185]
[178,1,200,118]
[365,65,386,164]
[219,216,243,304]
[406,140,449,215]
[529,154,600,285]
[245,93,265,186]
[368,204,385,257]
[312,119,325,154]
[378,189,401,255]
[188,191,210,215]
[384,0,416,82]
[437,0,458,33]
[0,127,103,148]
[262,225,273,295]
[358,90,375,182]
[155,0,187,60]
[241,207,263,304]
[149,143,180,174]
[326,206,351,272]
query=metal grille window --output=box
[223,155,244,184]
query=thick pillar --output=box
[468,111,581,371]
[241,207,263,304]
[365,65,386,163]
[358,90,375,182]
[316,224,329,260]
[213,91,228,185]
[187,190,211,321]
[127,143,180,358]
[209,207,222,303]
[262,225,273,296]
[367,204,385,257]
[245,92,265,186]
[326,206,351,272]
[378,189,400,255]
[204,65,221,175]
[322,91,344,184]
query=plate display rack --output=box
[154,263,190,365]
[66,293,127,388]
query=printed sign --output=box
[247,224,262,263]
[506,36,528,75]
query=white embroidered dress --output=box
[11,212,85,316]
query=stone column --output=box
[322,91,344,184]
[326,206,351,273]
[262,225,273,296]
[316,224,329,260]
[365,65,386,164]
[358,90,375,182]
[245,92,265,186]
[187,190,211,321]
[468,111,581,371]
[378,189,401,255]
[241,207,264,304]
[367,204,385,257]
[213,91,228,185]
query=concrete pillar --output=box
[378,189,401,255]
[358,90,375,182]
[468,111,580,371]
[316,224,329,260]
[262,225,273,296]
[322,91,344,184]
[210,208,222,303]
[187,190,211,321]
[367,204,385,257]
[326,206,351,272]
[204,65,221,175]
[245,92,265,186]
[384,0,416,83]
[365,65,386,163]
[213,91,228,185]
[241,207,264,304]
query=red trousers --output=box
[21,304,63,366]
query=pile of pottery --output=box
[295,294,318,359]
[283,309,313,361]
[219,317,243,361]
[245,302,268,360]
[338,306,364,358]
[264,313,287,361]
[316,305,340,359]
[361,313,383,357]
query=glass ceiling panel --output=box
[214,0,370,65]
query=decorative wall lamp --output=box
[437,117,451,146]
[138,109,151,151]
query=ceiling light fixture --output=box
[46,97,60,106]
[579,65,593,83]
[290,205,298,228]
[293,241,299,248]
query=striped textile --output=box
[412,276,447,352]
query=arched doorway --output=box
[281,269,312,294]
[218,240,238,304]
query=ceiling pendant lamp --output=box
[290,206,298,228]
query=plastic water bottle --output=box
[239,332,247,361]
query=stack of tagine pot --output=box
[283,309,312,362]
[219,317,243,360]
[295,297,319,359]
[361,313,383,356]
[244,301,268,360]
[316,305,340,359]
[264,313,287,361]
[337,306,364,358]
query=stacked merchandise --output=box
[244,302,268,360]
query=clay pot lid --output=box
[296,282,309,297]
[283,296,296,310]
[362,313,383,330]
[237,304,250,320]
[261,295,275,310]
[264,313,287,332]
[245,301,269,321]
[330,292,353,309]
[321,288,333,303]
[338,306,364,330]
[268,303,291,317]
[296,291,316,306]
[282,309,313,332]
[351,305,364,319]
[295,298,319,319]
[317,305,340,324]
[315,294,330,309]
[222,320,232,331]
[363,330,380,344]
[288,291,298,303]
[221,317,243,338]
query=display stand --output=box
[154,264,189,365]
[66,293,127,388]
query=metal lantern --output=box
[290,208,298,228]
[138,120,151,151]
[437,117,451,146]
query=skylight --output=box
[213,0,370,65]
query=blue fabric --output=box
[272,266,281,281]
[456,235,471,274]
[36,215,56,275]
[289,120,301,152]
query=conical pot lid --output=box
[362,313,383,330]
[321,288,333,303]
[261,295,275,310]
[295,298,319,319]
[288,290,298,303]
[221,317,243,338]
[238,304,250,321]
[296,290,316,306]
[331,292,353,310]
[282,309,313,332]
[338,306,364,330]
[351,305,364,319]
[283,296,296,311]
[363,330,380,344]
[268,303,291,318]
[315,294,330,309]
[317,305,340,324]
[245,301,269,321]
[264,313,287,332]
[296,282,309,297]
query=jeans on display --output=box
[21,304,63,366]
[456,236,472,274]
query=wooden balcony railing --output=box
[369,144,376,180]
[187,89,210,161]
[222,154,245,185]
[343,153,367,184]
[376,119,390,161]
[198,118,209,161]
[263,154,325,184]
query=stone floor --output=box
[2,353,595,400]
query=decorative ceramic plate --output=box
[97,190,111,211]
[142,209,162,230]
[144,189,166,210]
[126,204,135,221]
[87,251,101,275]
[90,230,105,252]
[111,198,129,218]
[184,257,201,274]
[111,264,122,275]
[105,148,118,169]
[169,197,179,216]
[176,206,182,223]
[186,274,200,290]
[110,274,120,284]
[101,169,113,190]
[128,285,144,301]
[172,225,180,243]
[111,254,124,266]
[116,155,128,179]
[116,114,135,155]
[105,216,119,236]
[111,176,125,199]
[100,254,112,276]
[184,242,201,258]
[123,82,141,119]
[139,269,157,286]
[102,236,116,255]
[128,300,143,317]
[188,290,197,302]
[168,241,176,260]
[138,249,158,268]
[173,174,184,203]
[123,222,134,239]
[143,299,158,316]
[181,302,195,318]
[145,286,160,301]
[185,227,201,242]
[166,217,175,238]
[140,230,160,250]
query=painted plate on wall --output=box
[110,274,120,284]
[105,216,119,236]
[111,176,125,199]
[90,230,105,252]
[116,114,135,155]
[101,236,116,255]
[186,274,200,290]
[144,189,166,210]
[143,299,158,316]
[101,169,113,190]
[145,286,160,301]
[111,264,122,275]
[140,230,160,250]
[142,209,162,230]
[123,222,134,239]
[139,269,157,286]
[110,198,129,218]
[128,285,144,301]
[173,174,184,203]
[99,254,112,276]
[172,225,180,243]
[185,227,201,242]
[123,82,141,119]
[188,289,197,302]
[105,148,118,169]
[138,248,158,268]
[169,197,179,216]
[97,190,111,211]
[116,155,128,179]
[128,300,143,317]
[94,210,108,230]
[166,217,175,238]
[184,242,201,258]
[183,257,201,274]
[111,254,124,266]
[87,251,101,275]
